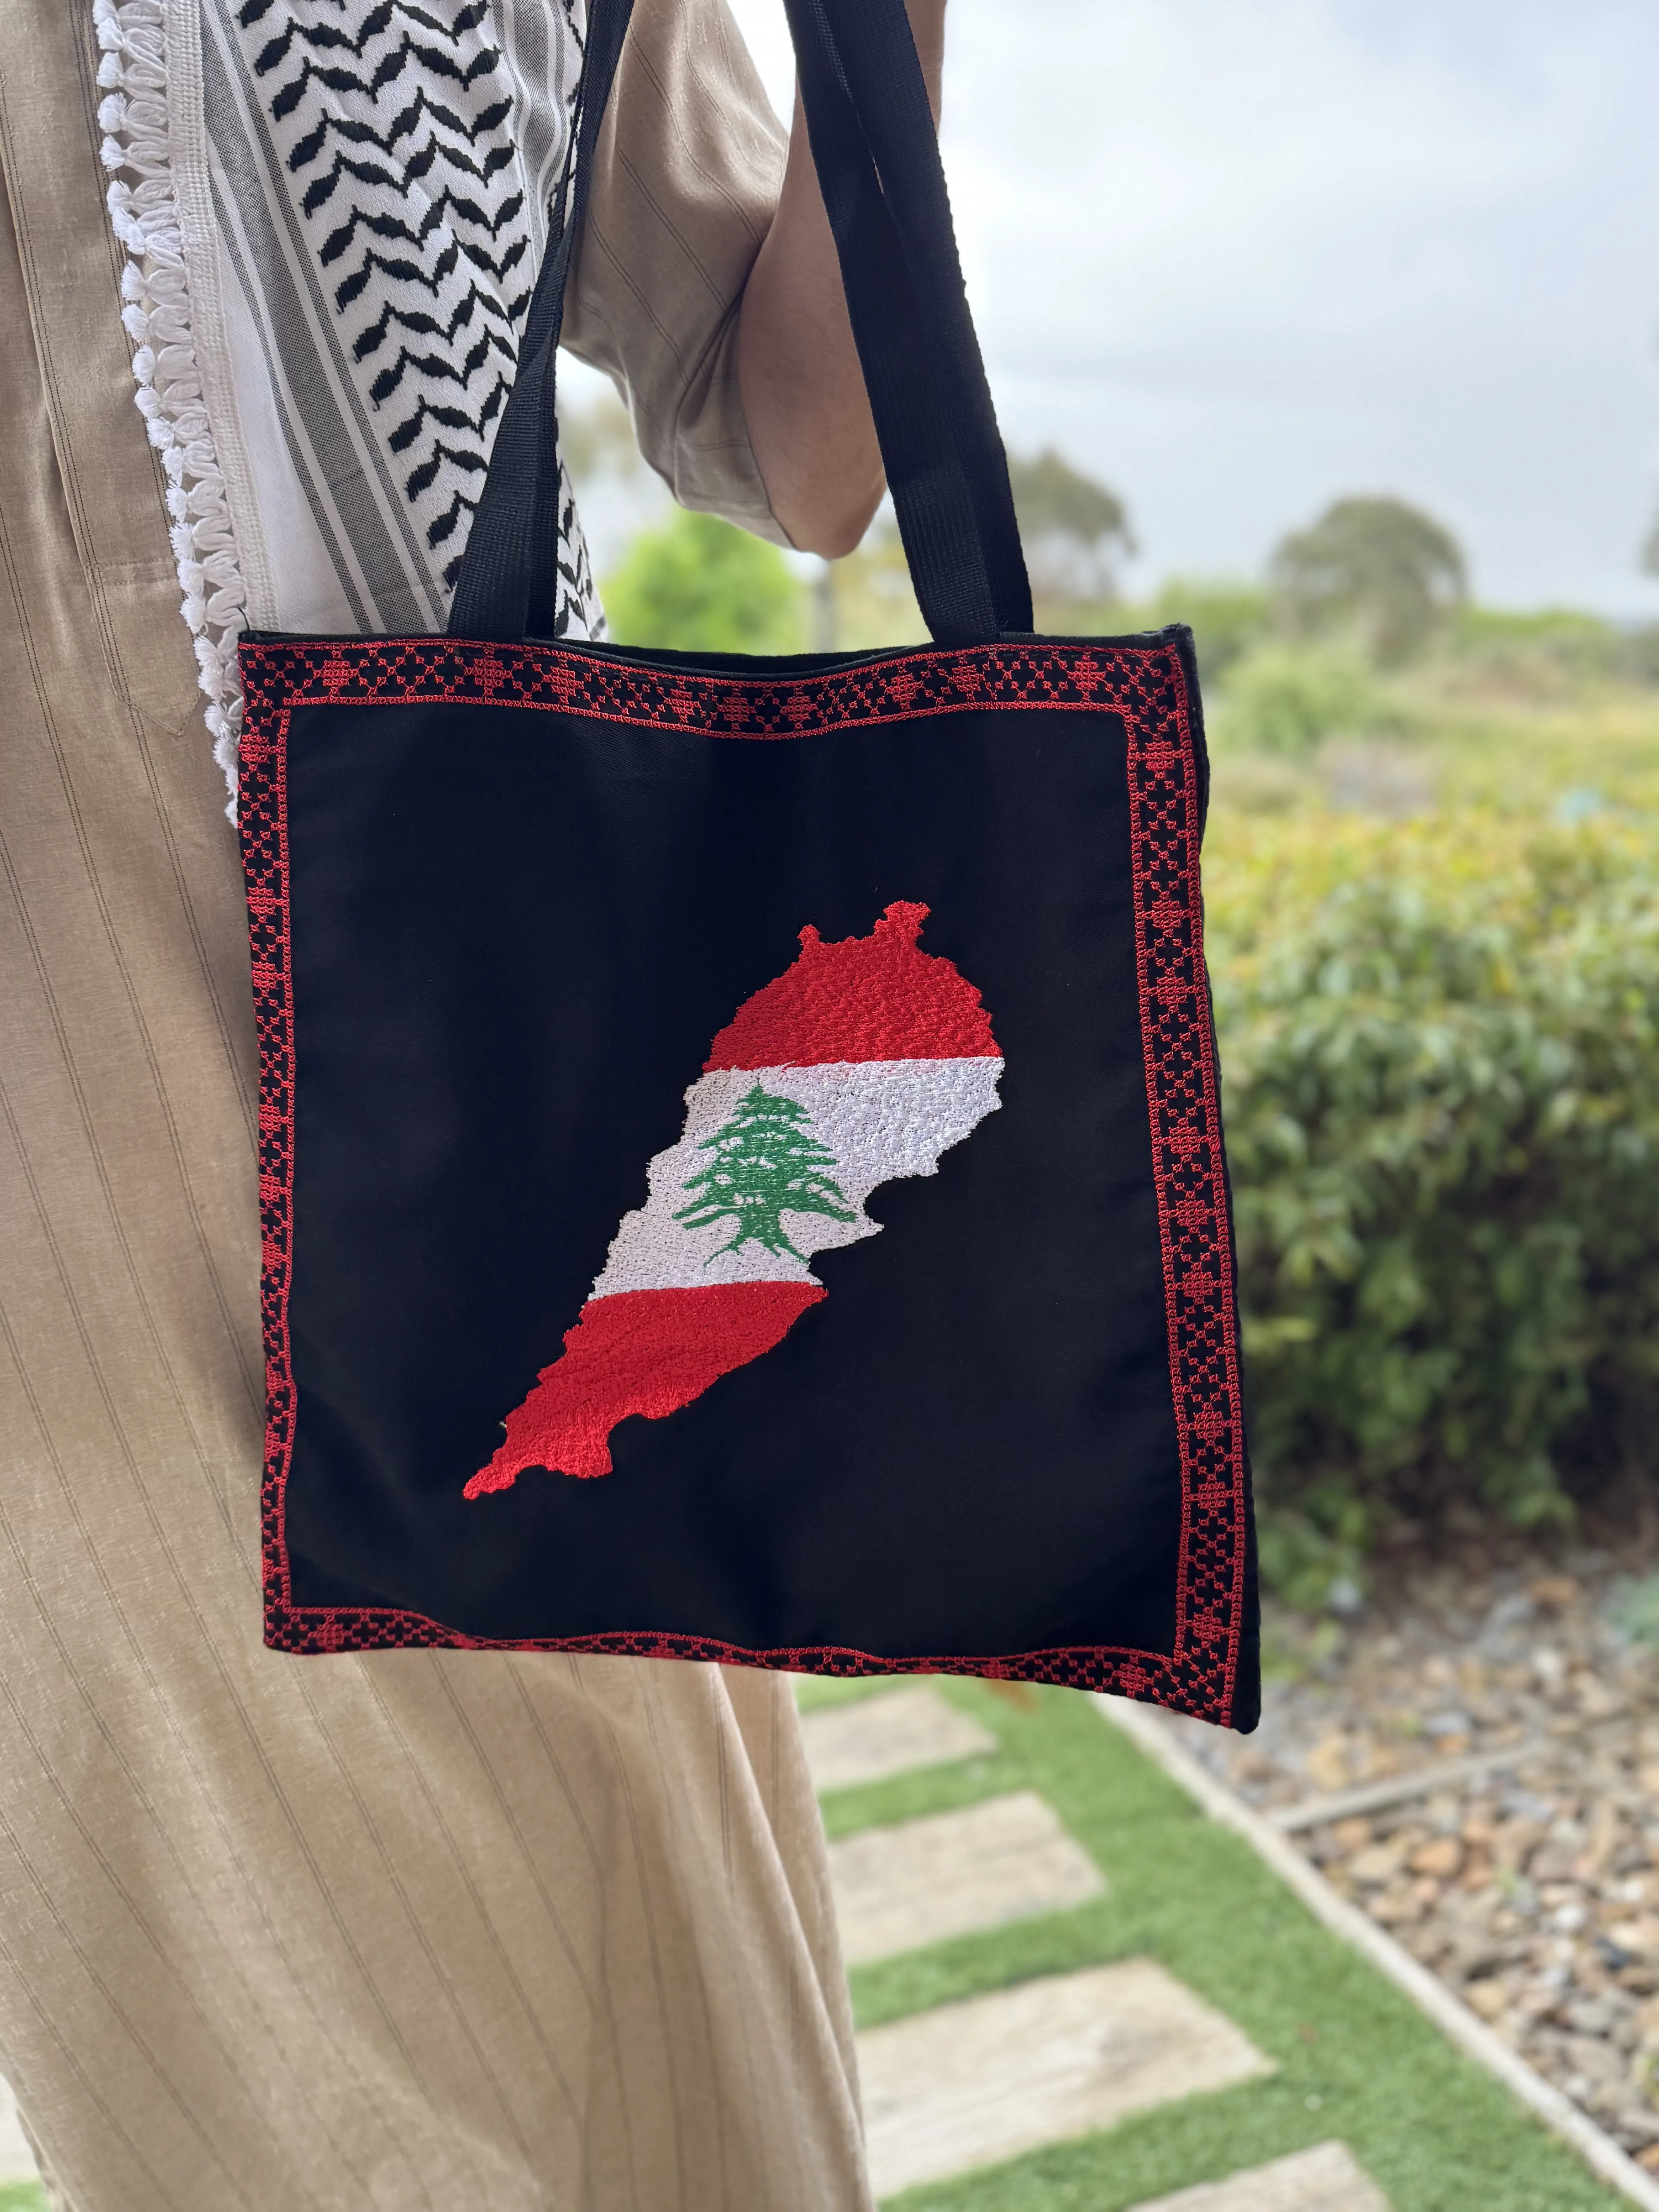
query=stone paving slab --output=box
[826,1789,1105,1965]
[798,1686,997,1795]
[0,2078,39,2186]
[857,1957,1274,2198]
[1128,2140,1391,2212]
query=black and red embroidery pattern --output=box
[239,633,1249,1723]
[237,634,1196,750]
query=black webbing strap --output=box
[449,0,1030,646]
[780,0,1031,642]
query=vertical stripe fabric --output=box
[0,6,869,2207]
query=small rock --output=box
[1486,1592,1536,1635]
[1304,1733,1350,1793]
[1576,1674,1624,1719]
[1533,1845,1583,1884]
[1494,1818,1545,1871]
[1410,1835,1465,1881]
[1371,1885,1422,1926]
[1530,1576,1582,1613]
[1566,2033,1625,2085]
[1425,1711,1472,1740]
[1349,1842,1405,1887]
[1532,1646,1568,1694]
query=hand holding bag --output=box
[237,0,1260,1729]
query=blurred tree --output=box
[1271,496,1467,666]
[1006,447,1134,612]
[603,508,805,654]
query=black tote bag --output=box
[237,0,1259,1730]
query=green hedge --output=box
[602,508,805,654]
[1206,814,1659,1604]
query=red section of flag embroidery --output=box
[465,1282,825,1489]
[706,900,999,1070]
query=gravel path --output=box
[1160,1550,1659,2168]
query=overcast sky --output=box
[718,0,1659,615]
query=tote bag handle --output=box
[448,0,1032,646]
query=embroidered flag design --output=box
[465,902,1004,1492]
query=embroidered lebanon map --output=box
[466,903,1004,1493]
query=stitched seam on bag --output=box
[244,701,298,1613]
[95,0,247,816]
[1124,657,1248,1719]
[239,638,1250,1720]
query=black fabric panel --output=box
[281,698,1181,1655]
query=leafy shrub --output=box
[603,508,805,654]
[1211,641,1401,758]
[1206,814,1659,1600]
[1441,606,1659,693]
[1448,605,1620,666]
[1147,578,1271,683]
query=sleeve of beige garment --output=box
[562,0,793,546]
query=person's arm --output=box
[736,0,947,559]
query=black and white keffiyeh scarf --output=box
[96,0,605,805]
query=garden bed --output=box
[1161,1551,1659,2165]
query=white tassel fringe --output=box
[95,0,246,817]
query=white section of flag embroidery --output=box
[592,1058,1005,1297]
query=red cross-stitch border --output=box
[237,634,1250,1725]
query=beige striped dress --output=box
[0,2,869,2206]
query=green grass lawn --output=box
[799,1673,1623,2212]
[0,2184,42,2212]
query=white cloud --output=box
[724,0,1659,611]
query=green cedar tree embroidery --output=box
[675,1084,857,1264]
